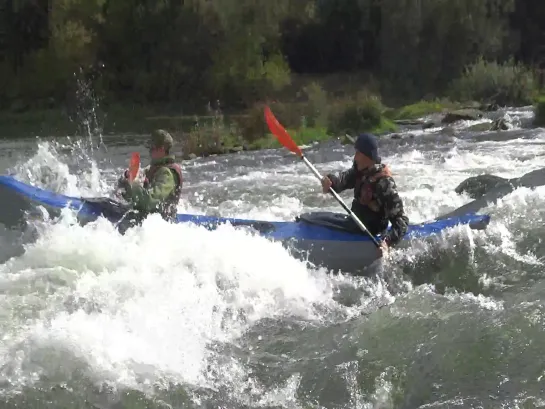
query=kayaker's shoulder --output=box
[375,174,399,195]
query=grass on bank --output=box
[1,57,544,155]
[246,127,331,150]
[386,99,464,120]
[0,95,499,157]
[0,91,532,157]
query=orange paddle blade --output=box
[128,152,140,181]
[264,105,302,157]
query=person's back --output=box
[321,133,409,256]
[118,129,183,222]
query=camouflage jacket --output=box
[327,163,409,246]
[121,155,183,220]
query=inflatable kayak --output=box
[0,175,490,274]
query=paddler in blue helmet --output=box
[321,133,409,256]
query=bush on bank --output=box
[1,58,543,157]
[533,96,545,127]
[448,57,539,107]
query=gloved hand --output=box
[117,170,131,190]
[377,240,390,258]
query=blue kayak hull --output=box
[0,175,491,274]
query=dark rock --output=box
[441,109,484,124]
[466,118,511,133]
[467,122,493,133]
[422,121,436,130]
[490,118,509,131]
[341,134,356,144]
[446,168,545,218]
[455,174,508,199]
[441,126,456,136]
[394,119,425,126]
[480,103,500,112]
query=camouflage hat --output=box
[149,129,173,150]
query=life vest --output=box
[143,162,183,220]
[355,165,392,213]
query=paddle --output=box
[263,106,380,247]
[128,152,140,182]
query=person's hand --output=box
[377,240,389,258]
[321,176,332,193]
[117,170,130,190]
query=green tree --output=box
[379,0,515,101]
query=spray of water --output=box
[0,104,543,406]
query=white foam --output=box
[1,120,544,404]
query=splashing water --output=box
[0,106,544,407]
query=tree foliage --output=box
[0,0,543,112]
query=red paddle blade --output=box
[128,152,140,181]
[264,105,302,157]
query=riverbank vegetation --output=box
[1,0,545,154]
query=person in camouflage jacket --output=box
[321,133,409,256]
[118,129,183,222]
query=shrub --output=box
[533,95,545,127]
[178,108,242,156]
[234,100,309,142]
[327,92,396,136]
[448,57,538,107]
[302,82,329,128]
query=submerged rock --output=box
[455,174,509,199]
[466,122,493,133]
[490,117,510,131]
[394,119,425,126]
[441,109,484,124]
[422,121,436,129]
[454,168,545,200]
[466,117,511,133]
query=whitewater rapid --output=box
[0,105,544,407]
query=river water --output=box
[0,106,544,408]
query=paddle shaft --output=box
[299,155,381,247]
